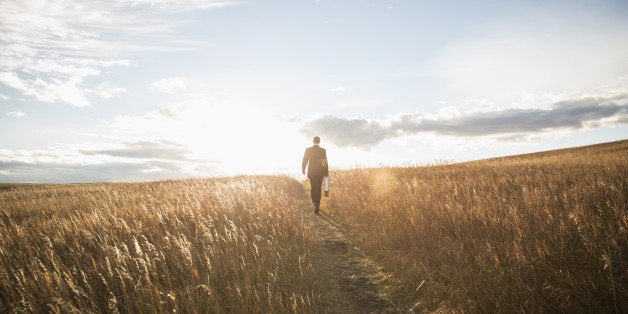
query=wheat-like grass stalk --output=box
[324,140,627,312]
[0,176,319,313]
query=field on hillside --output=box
[0,140,626,313]
[324,140,627,312]
[0,176,319,313]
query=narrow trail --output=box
[300,198,406,313]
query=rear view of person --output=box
[302,136,329,213]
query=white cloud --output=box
[0,93,10,101]
[1,74,127,106]
[29,58,101,77]
[157,105,183,119]
[148,77,188,94]
[5,110,26,117]
[0,71,90,107]
[116,0,237,11]
[33,77,91,107]
[0,72,29,91]
[86,83,128,99]
[331,86,347,93]
[0,0,235,106]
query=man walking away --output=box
[302,136,329,213]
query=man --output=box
[302,136,329,213]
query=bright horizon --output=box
[1,0,628,183]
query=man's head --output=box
[313,136,320,144]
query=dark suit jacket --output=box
[302,145,329,178]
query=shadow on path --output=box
[299,194,405,313]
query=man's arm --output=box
[323,149,329,177]
[301,148,309,175]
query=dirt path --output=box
[301,201,406,313]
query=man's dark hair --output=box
[313,136,320,144]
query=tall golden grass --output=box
[325,140,627,312]
[1,141,625,312]
[0,176,319,312]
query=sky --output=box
[1,0,627,183]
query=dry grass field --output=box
[0,140,626,312]
[0,176,319,313]
[324,140,627,312]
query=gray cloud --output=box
[301,115,397,148]
[0,140,221,182]
[0,160,212,183]
[396,97,627,136]
[157,106,181,119]
[301,95,628,148]
[80,140,190,160]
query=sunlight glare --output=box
[179,102,304,176]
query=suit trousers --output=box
[308,174,324,206]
